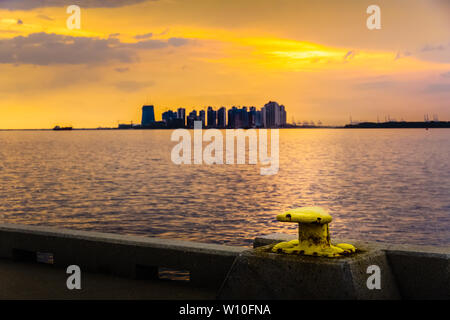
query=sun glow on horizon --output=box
[0,0,449,129]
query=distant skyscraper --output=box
[241,107,249,128]
[217,107,226,128]
[228,107,236,128]
[249,107,257,128]
[263,101,282,128]
[162,110,177,123]
[280,105,287,127]
[255,110,262,127]
[141,105,155,126]
[162,109,184,128]
[199,110,206,128]
[227,106,252,128]
[187,110,197,128]
[262,105,267,128]
[207,106,217,128]
[177,108,186,126]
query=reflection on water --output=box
[0,129,449,247]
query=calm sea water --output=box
[0,129,449,247]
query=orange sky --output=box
[0,0,449,129]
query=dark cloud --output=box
[36,14,54,21]
[416,45,450,64]
[421,44,446,52]
[17,19,23,25]
[129,37,191,50]
[115,67,130,73]
[134,33,153,40]
[395,44,450,64]
[440,71,450,79]
[0,32,133,65]
[343,50,357,61]
[0,32,191,65]
[131,39,169,50]
[424,83,450,93]
[168,37,190,47]
[394,51,411,60]
[0,0,151,10]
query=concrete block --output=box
[218,243,400,300]
[384,246,449,300]
[253,233,450,299]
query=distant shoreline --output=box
[1,121,449,131]
[345,121,450,129]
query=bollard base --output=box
[218,243,400,300]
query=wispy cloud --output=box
[134,33,153,40]
[36,14,54,21]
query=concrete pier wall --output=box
[0,224,245,289]
[0,224,448,299]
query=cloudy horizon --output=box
[0,0,449,129]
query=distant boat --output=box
[53,126,73,131]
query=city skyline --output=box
[0,0,449,129]
[119,101,289,129]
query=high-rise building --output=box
[187,110,197,128]
[207,106,217,128]
[217,107,226,128]
[228,107,236,128]
[262,101,282,128]
[255,110,262,128]
[241,107,249,128]
[199,110,206,128]
[141,105,155,126]
[227,106,252,128]
[249,107,256,128]
[177,108,186,126]
[162,110,177,123]
[262,105,267,128]
[162,109,185,128]
[280,105,287,127]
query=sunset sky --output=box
[0,0,449,128]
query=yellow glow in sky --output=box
[0,0,449,128]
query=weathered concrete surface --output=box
[0,224,246,289]
[0,258,215,300]
[253,234,450,300]
[218,243,400,300]
[0,224,448,300]
[384,246,449,300]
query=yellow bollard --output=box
[272,207,356,258]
